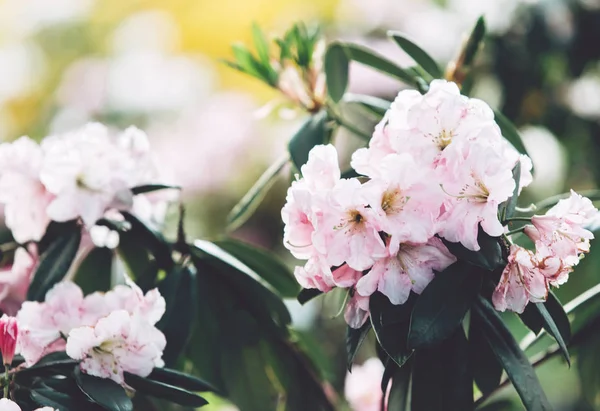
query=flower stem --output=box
[4,366,8,399]
[506,227,526,236]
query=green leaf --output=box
[441,228,504,271]
[408,262,482,349]
[577,328,600,408]
[519,303,544,335]
[386,361,411,411]
[226,154,289,231]
[30,388,78,410]
[27,227,82,302]
[534,297,570,366]
[156,264,198,366]
[297,288,322,305]
[494,109,531,160]
[288,111,328,171]
[130,184,180,195]
[341,43,422,87]
[473,297,552,410]
[125,373,208,407]
[343,93,391,117]
[121,212,173,271]
[470,310,503,395]
[388,31,442,78]
[149,368,219,393]
[252,23,270,65]
[502,160,521,222]
[463,16,486,66]
[324,43,349,103]
[19,352,77,373]
[213,238,300,298]
[346,321,372,371]
[73,247,113,295]
[74,367,133,411]
[370,292,415,367]
[230,43,275,85]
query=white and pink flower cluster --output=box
[493,191,597,313]
[0,123,171,246]
[16,278,166,384]
[282,80,539,326]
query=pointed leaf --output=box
[297,288,322,305]
[463,16,486,66]
[324,43,349,103]
[74,367,133,411]
[473,297,552,411]
[408,262,482,348]
[130,184,180,195]
[288,111,328,171]
[252,23,270,64]
[346,321,371,371]
[226,154,289,231]
[125,373,208,407]
[149,367,219,393]
[494,109,531,159]
[534,301,570,365]
[388,31,442,78]
[519,301,544,335]
[214,239,300,298]
[386,360,411,411]
[27,227,82,302]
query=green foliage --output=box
[74,368,134,411]
[346,321,372,371]
[124,373,208,407]
[288,111,329,171]
[324,43,349,103]
[388,31,442,79]
[441,229,504,271]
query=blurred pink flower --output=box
[345,358,386,411]
[0,245,38,316]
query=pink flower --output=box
[300,144,341,192]
[361,153,443,248]
[0,399,21,411]
[356,237,456,305]
[102,276,166,325]
[492,245,548,313]
[316,178,386,271]
[0,137,53,243]
[66,310,166,384]
[437,141,515,251]
[282,181,319,260]
[344,291,370,329]
[345,358,386,411]
[0,315,18,365]
[0,245,38,316]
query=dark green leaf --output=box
[502,161,521,222]
[156,264,198,366]
[226,154,289,231]
[519,303,544,334]
[288,111,328,171]
[27,227,82,302]
[130,184,180,195]
[149,368,219,393]
[213,238,300,298]
[442,328,474,410]
[388,31,442,78]
[343,93,391,117]
[386,360,411,411]
[125,373,208,407]
[298,288,322,305]
[534,299,570,366]
[441,228,504,271]
[411,346,443,411]
[324,43,349,103]
[545,292,571,342]
[74,367,133,411]
[31,388,78,410]
[121,212,173,271]
[19,352,78,374]
[370,292,416,367]
[341,43,421,86]
[494,109,531,160]
[346,321,371,371]
[473,297,552,411]
[463,17,486,66]
[408,262,482,349]
[469,311,503,395]
[73,247,113,295]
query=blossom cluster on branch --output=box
[282,80,597,327]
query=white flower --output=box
[90,225,120,249]
[66,310,166,384]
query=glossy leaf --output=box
[408,262,482,348]
[226,154,289,231]
[130,184,180,195]
[388,31,442,78]
[297,288,323,305]
[74,367,133,411]
[324,43,349,103]
[442,328,474,411]
[27,227,82,302]
[125,373,208,407]
[149,367,219,393]
[534,298,570,365]
[470,309,503,395]
[288,111,328,171]
[474,297,552,410]
[519,303,544,335]
[441,228,504,271]
[494,110,531,159]
[346,321,372,371]
[121,212,173,271]
[214,238,300,298]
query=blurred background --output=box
[2,0,600,409]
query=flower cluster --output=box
[282,80,538,327]
[0,123,171,245]
[16,278,166,384]
[493,191,597,313]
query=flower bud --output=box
[0,315,18,366]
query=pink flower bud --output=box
[0,315,18,366]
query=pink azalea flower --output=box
[282,180,319,260]
[317,178,386,271]
[534,240,574,287]
[344,291,370,329]
[0,245,38,316]
[300,144,341,192]
[0,137,53,243]
[102,276,166,325]
[0,315,18,365]
[344,358,387,411]
[493,245,548,313]
[66,309,166,384]
[437,141,515,251]
[356,237,456,305]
